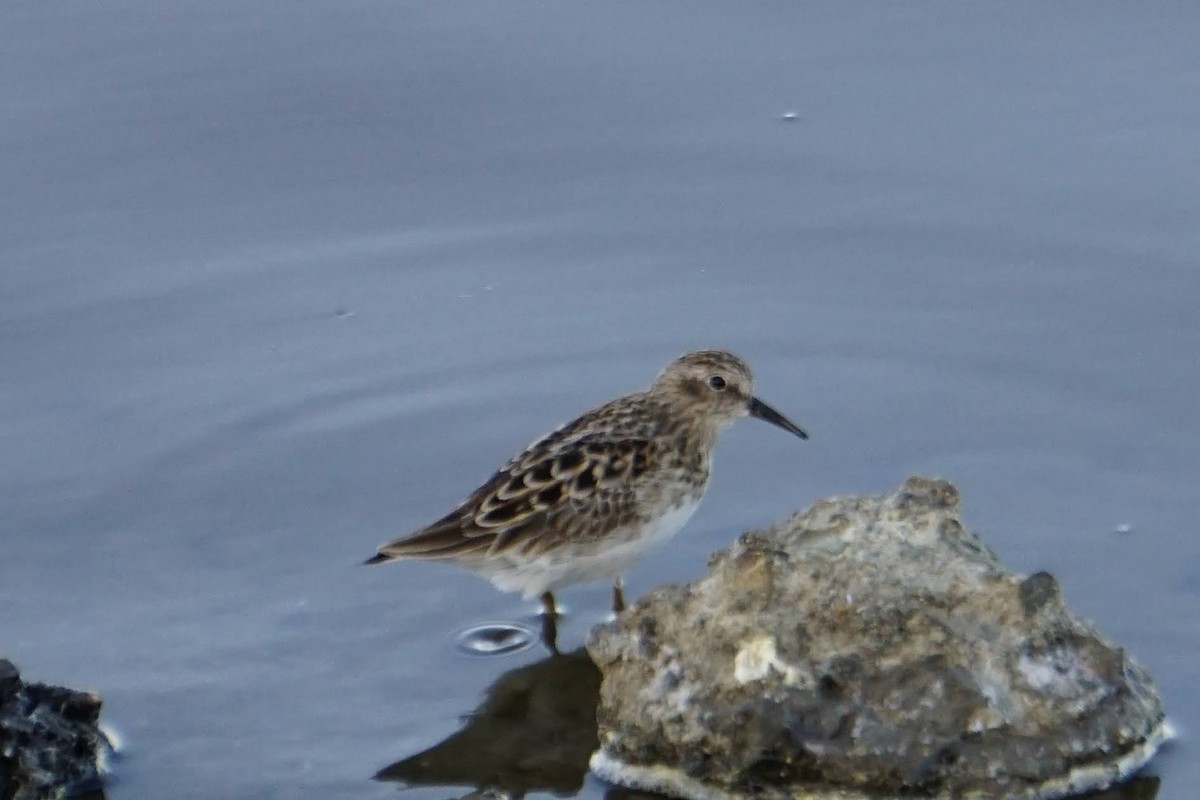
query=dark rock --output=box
[0,661,20,698]
[587,477,1170,800]
[0,660,108,800]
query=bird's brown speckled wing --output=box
[372,427,654,563]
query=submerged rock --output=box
[0,659,108,800]
[587,477,1170,800]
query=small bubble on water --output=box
[1115,523,1133,535]
[779,111,800,122]
[455,623,535,656]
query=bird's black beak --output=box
[748,397,808,440]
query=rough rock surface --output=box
[587,477,1169,800]
[0,659,107,800]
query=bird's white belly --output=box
[488,499,701,599]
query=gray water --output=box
[2,3,1197,799]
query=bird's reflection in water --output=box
[375,648,602,799]
[374,647,1163,800]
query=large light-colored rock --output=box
[587,477,1170,800]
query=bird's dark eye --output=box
[708,375,727,391]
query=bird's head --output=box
[651,349,808,440]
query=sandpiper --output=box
[366,350,807,645]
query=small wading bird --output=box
[366,350,807,649]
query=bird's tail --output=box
[363,552,391,566]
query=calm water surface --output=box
[2,3,1197,799]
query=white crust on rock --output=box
[590,719,1174,800]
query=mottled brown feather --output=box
[374,395,667,564]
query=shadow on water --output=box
[375,648,600,798]
[370,647,1162,800]
[1083,778,1161,800]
